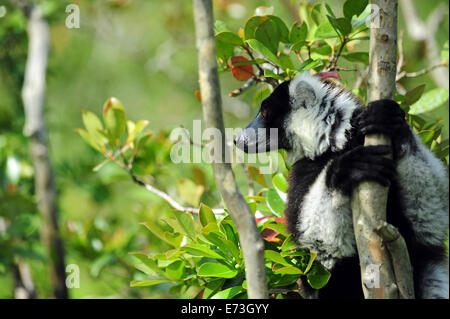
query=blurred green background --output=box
[0,0,448,298]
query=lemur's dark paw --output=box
[356,99,407,137]
[326,145,396,194]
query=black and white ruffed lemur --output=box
[234,72,449,299]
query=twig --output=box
[325,37,348,72]
[375,222,415,299]
[229,77,257,97]
[104,152,225,215]
[396,62,449,81]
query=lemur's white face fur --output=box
[235,72,363,163]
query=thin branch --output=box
[397,62,449,81]
[325,37,348,72]
[20,2,68,299]
[104,152,225,215]
[193,0,268,299]
[229,77,257,97]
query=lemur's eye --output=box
[261,109,268,119]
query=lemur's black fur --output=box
[235,72,449,299]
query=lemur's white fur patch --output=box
[295,166,356,270]
[286,72,362,162]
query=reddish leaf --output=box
[274,216,286,224]
[199,289,204,299]
[261,228,282,242]
[317,71,341,80]
[194,90,202,102]
[230,56,255,81]
[255,216,271,224]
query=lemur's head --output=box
[234,72,362,162]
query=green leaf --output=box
[244,16,269,40]
[306,263,331,289]
[202,279,226,299]
[268,15,290,43]
[130,279,171,287]
[183,243,226,260]
[215,31,244,46]
[333,17,352,36]
[325,3,336,19]
[314,21,339,39]
[281,235,297,251]
[221,220,239,245]
[311,3,328,26]
[343,0,368,20]
[166,260,185,280]
[298,58,323,72]
[254,19,280,54]
[265,222,288,237]
[289,22,308,44]
[403,84,427,106]
[102,97,127,144]
[265,250,292,267]
[216,38,235,62]
[264,69,285,81]
[75,128,101,152]
[266,188,285,217]
[247,165,268,187]
[140,221,183,247]
[272,173,288,193]
[290,40,308,53]
[409,88,449,115]
[304,251,317,274]
[342,52,369,64]
[129,252,169,278]
[246,39,281,67]
[82,110,106,145]
[199,203,217,227]
[127,120,149,144]
[211,286,244,299]
[202,232,241,260]
[273,265,303,275]
[174,211,197,239]
[198,263,238,278]
[253,86,272,106]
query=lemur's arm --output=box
[357,100,449,249]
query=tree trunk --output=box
[193,0,268,299]
[351,0,414,299]
[21,4,68,299]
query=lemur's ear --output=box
[291,80,316,108]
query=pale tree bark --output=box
[20,3,68,299]
[351,0,414,299]
[193,0,268,299]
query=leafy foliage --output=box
[77,0,449,299]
